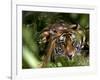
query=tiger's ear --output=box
[70,24,80,30]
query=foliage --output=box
[22,11,89,68]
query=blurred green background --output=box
[22,11,89,69]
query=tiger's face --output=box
[54,31,76,60]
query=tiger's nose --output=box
[67,53,75,60]
[67,55,73,60]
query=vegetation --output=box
[22,11,89,68]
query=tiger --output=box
[38,22,87,67]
